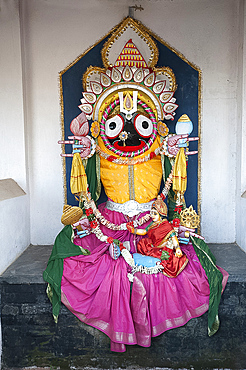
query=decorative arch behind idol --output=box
[59,17,201,212]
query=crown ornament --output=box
[78,18,178,123]
[152,195,168,217]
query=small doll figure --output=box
[127,196,188,277]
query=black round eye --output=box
[134,114,153,138]
[142,121,149,129]
[105,115,124,139]
[109,121,116,130]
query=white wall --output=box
[0,0,30,273]
[236,0,246,252]
[136,0,240,243]
[20,0,241,245]
[20,0,133,245]
[1,0,245,253]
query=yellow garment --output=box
[172,147,187,193]
[70,153,87,194]
[98,136,163,204]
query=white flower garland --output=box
[82,167,174,233]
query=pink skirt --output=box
[61,202,228,352]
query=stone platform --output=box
[0,243,246,370]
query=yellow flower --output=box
[91,121,100,138]
[157,121,169,137]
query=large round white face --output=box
[150,209,161,223]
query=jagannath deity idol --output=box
[44,18,228,352]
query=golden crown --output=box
[152,195,167,217]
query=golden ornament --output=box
[91,121,100,138]
[180,205,200,229]
[61,205,83,225]
[157,121,169,137]
[178,114,190,122]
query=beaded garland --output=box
[76,166,175,278]
[100,98,158,158]
[84,193,151,232]
[80,167,174,241]
[95,141,165,165]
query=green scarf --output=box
[190,235,223,336]
[43,225,90,322]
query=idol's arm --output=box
[126,224,147,236]
[172,235,183,258]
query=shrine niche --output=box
[44,17,228,352]
[59,17,201,213]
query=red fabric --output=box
[137,220,187,277]
[113,140,145,152]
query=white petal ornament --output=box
[79,103,93,115]
[101,73,111,87]
[83,92,96,104]
[122,65,133,81]
[144,72,155,87]
[160,92,174,103]
[153,81,166,94]
[164,113,175,120]
[90,81,103,95]
[105,69,111,77]
[163,102,178,114]
[134,68,144,82]
[111,67,122,83]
